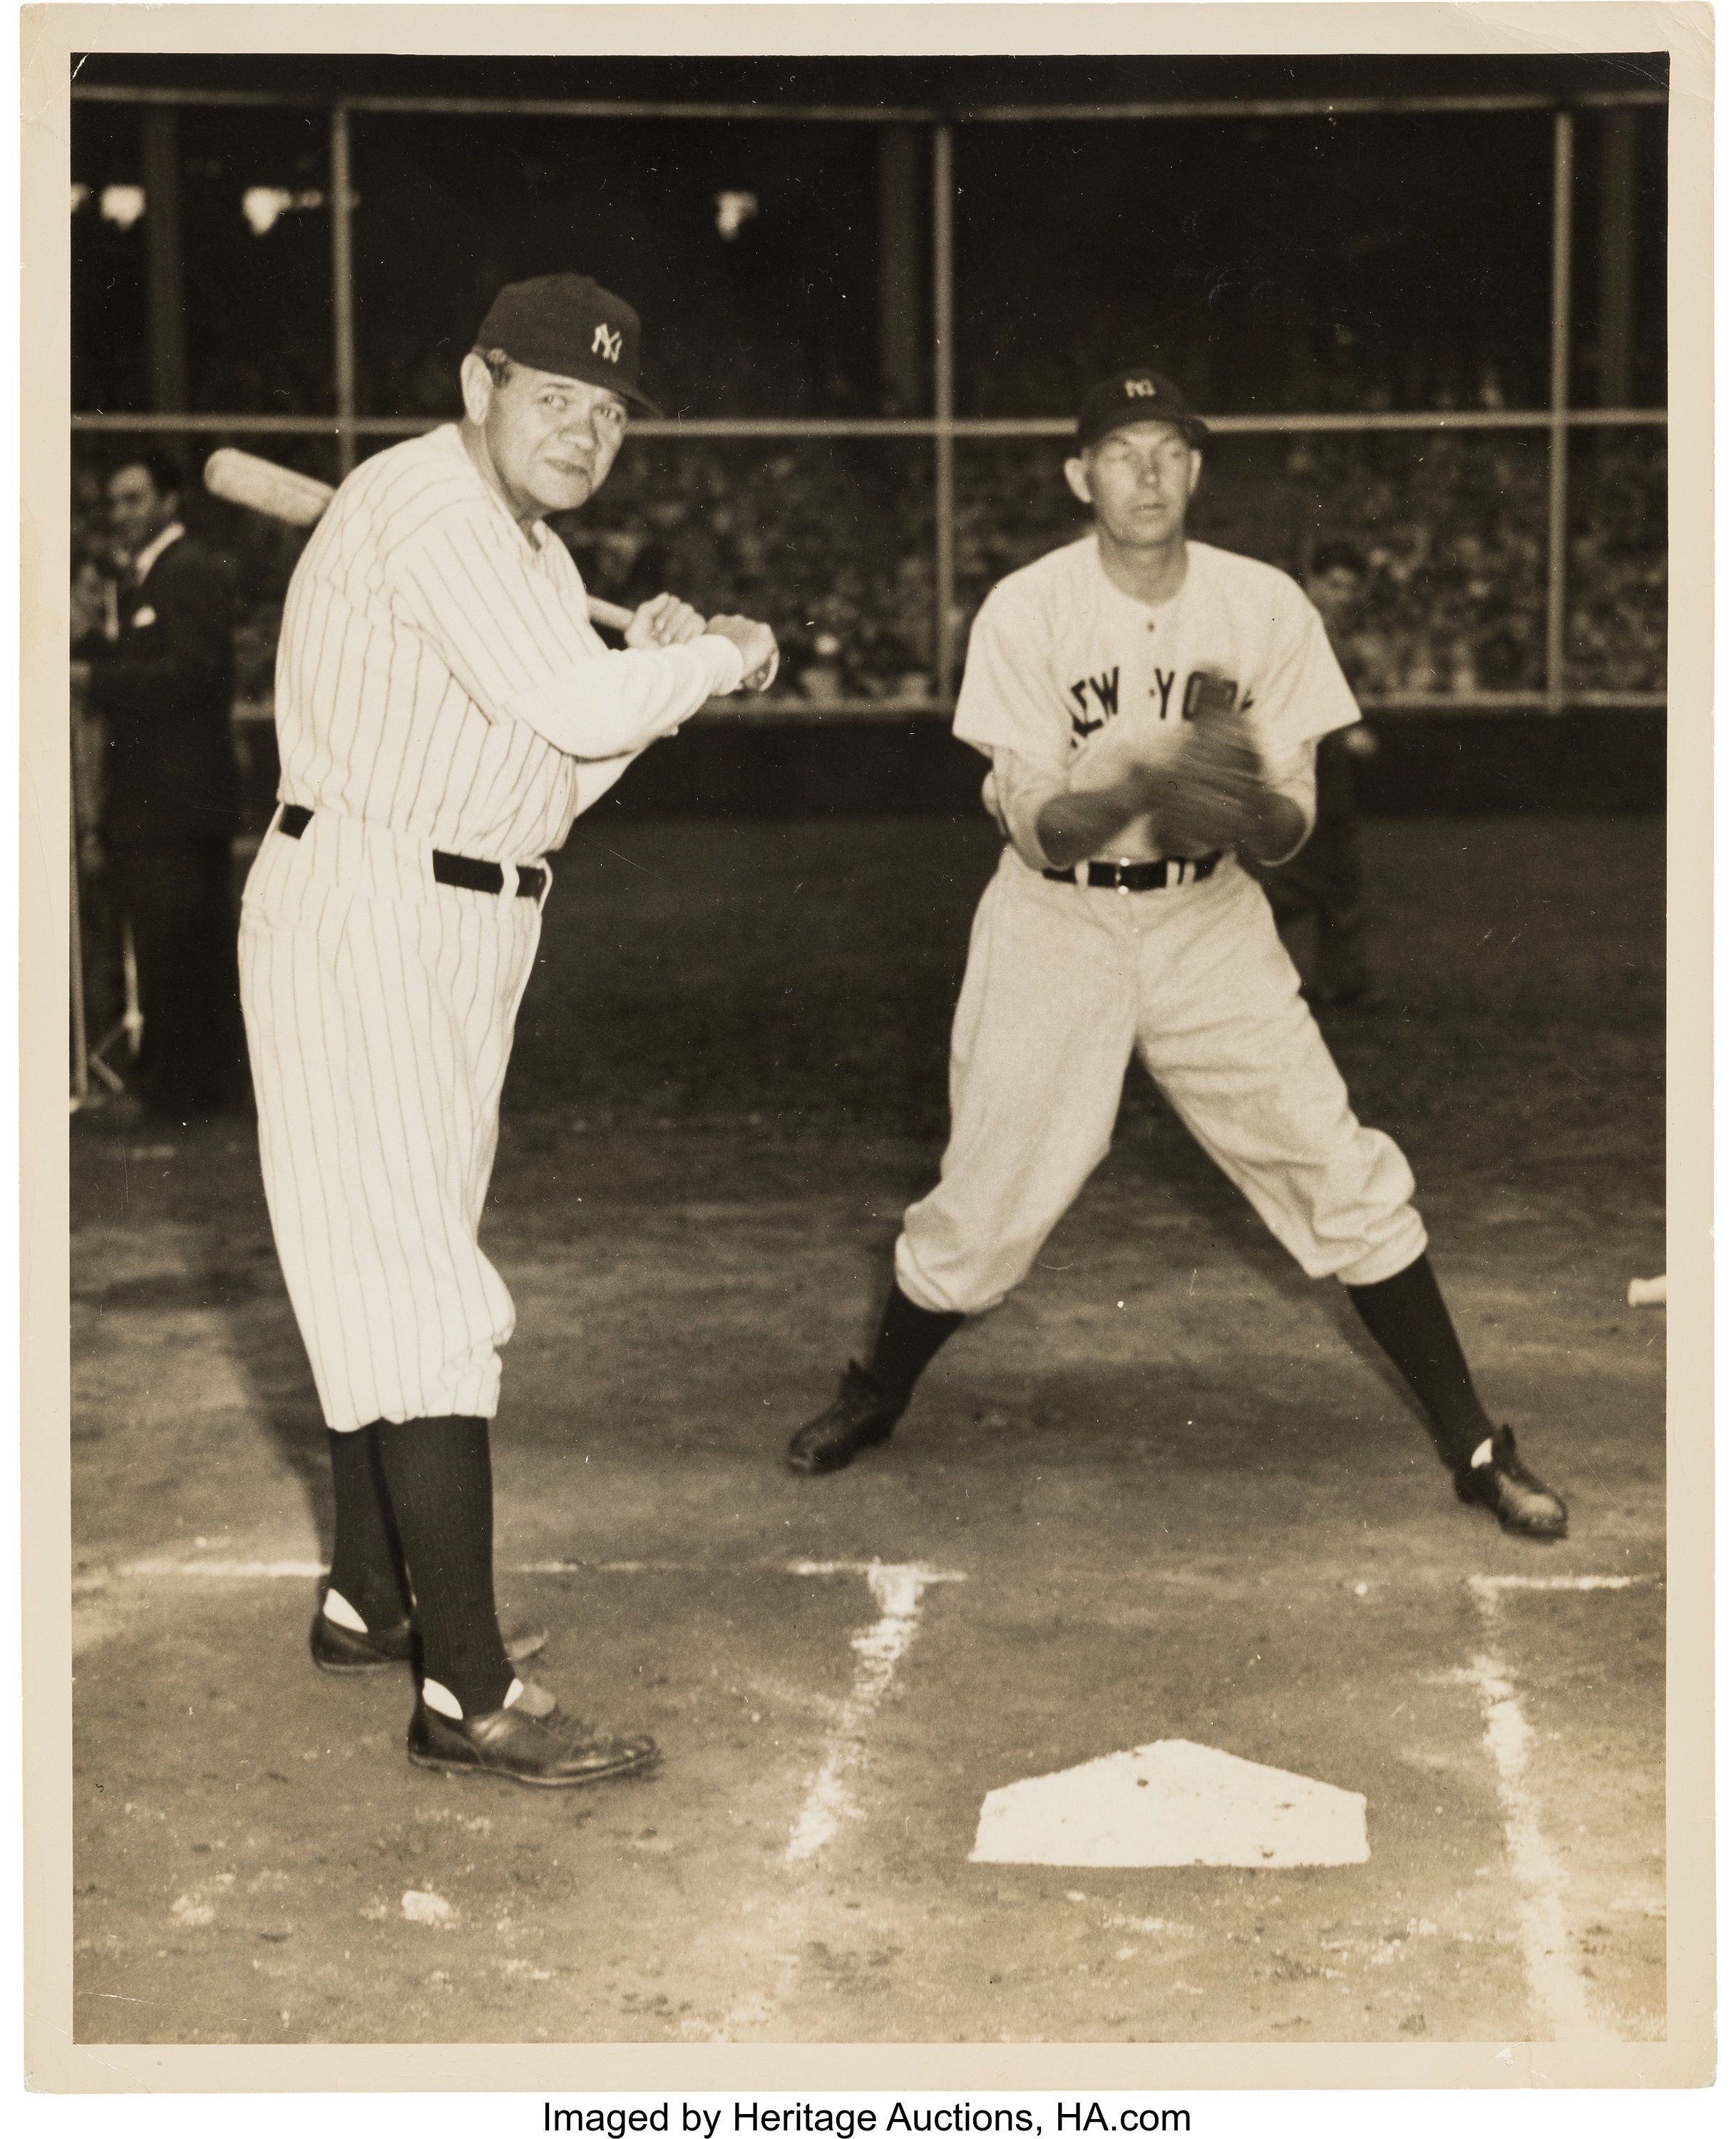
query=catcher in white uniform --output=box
[242,274,777,1787]
[786,368,1567,1542]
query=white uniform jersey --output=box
[893,529,1421,1318]
[274,424,743,863]
[955,537,1361,868]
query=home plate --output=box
[969,1739,1370,1868]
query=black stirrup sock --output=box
[1342,1251,1496,1470]
[374,1415,513,1716]
[324,1424,410,1631]
[867,1281,965,1399]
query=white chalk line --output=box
[1460,1573,1653,2043]
[781,1561,965,1865]
[1470,1574,1649,1595]
[700,1561,967,2042]
[93,1554,962,1586]
[1460,1647,1607,2040]
[94,1558,1655,1594]
[93,1556,689,1583]
[103,1559,326,1582]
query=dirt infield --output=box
[68,815,1666,2045]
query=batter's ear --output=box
[459,352,494,425]
[1188,449,1203,497]
[1064,455,1093,506]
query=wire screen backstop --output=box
[70,78,1668,726]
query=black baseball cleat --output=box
[1454,1425,1568,1540]
[407,1686,657,1788]
[310,1599,548,1675]
[785,1361,908,1476]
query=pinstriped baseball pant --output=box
[238,810,546,1434]
[895,844,1427,1318]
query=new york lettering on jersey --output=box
[1067,664,1248,744]
[952,535,1358,867]
[1057,626,1252,784]
[1037,540,1347,779]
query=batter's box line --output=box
[1457,1566,1652,2045]
[95,1556,970,1584]
[780,1561,967,1864]
[1468,1573,1658,1596]
[96,1559,1650,1591]
[515,1559,971,1598]
[106,1558,327,1581]
[101,1556,692,1583]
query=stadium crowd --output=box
[72,425,1663,710]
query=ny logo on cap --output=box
[592,324,623,364]
[1124,376,1156,399]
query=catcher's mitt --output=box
[1150,675,1267,850]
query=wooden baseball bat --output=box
[202,448,781,688]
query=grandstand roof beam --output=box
[71,86,1669,120]
[947,93,1668,120]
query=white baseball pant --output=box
[895,846,1427,1317]
[238,809,546,1433]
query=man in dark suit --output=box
[70,453,250,1122]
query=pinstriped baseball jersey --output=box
[275,424,743,863]
[244,422,747,1435]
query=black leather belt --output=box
[277,804,548,899]
[1043,852,1223,892]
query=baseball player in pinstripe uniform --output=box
[786,369,1568,1544]
[241,275,777,1786]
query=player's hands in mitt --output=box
[1137,675,1268,851]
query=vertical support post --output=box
[1598,106,1637,409]
[140,105,188,415]
[69,770,88,1107]
[933,123,956,702]
[878,125,922,413]
[1544,107,1573,715]
[330,103,358,477]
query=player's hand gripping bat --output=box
[204,447,779,690]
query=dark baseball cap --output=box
[1075,369,1208,453]
[473,273,662,416]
